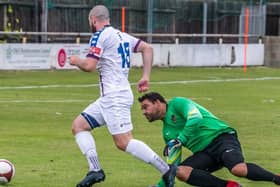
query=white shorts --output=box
[82,90,134,135]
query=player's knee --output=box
[113,137,129,151]
[71,117,90,135]
[230,163,247,177]
[71,120,78,135]
[113,133,132,151]
[114,141,127,151]
[176,166,193,181]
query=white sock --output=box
[75,131,101,171]
[125,139,169,174]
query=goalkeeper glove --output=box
[163,139,182,157]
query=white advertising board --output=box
[0,44,51,70]
[0,43,264,70]
[50,44,88,70]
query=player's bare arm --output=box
[69,56,97,72]
[136,41,153,92]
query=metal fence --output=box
[0,0,278,43]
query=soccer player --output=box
[69,5,176,187]
[138,92,280,187]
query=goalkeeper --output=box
[138,92,280,187]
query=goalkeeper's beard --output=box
[144,113,160,122]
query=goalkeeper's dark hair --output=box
[138,92,167,104]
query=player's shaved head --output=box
[89,5,110,22]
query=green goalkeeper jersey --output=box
[156,97,236,187]
[162,97,236,153]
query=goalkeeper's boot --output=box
[226,180,242,187]
[162,164,177,187]
[76,169,105,187]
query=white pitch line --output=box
[149,77,280,85]
[0,99,91,103]
[0,84,99,90]
[0,77,280,90]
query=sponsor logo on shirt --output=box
[171,114,176,123]
[188,107,200,118]
[89,46,101,55]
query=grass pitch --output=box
[0,67,280,187]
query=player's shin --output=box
[246,163,280,185]
[186,168,228,187]
[125,139,170,174]
[75,131,102,171]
